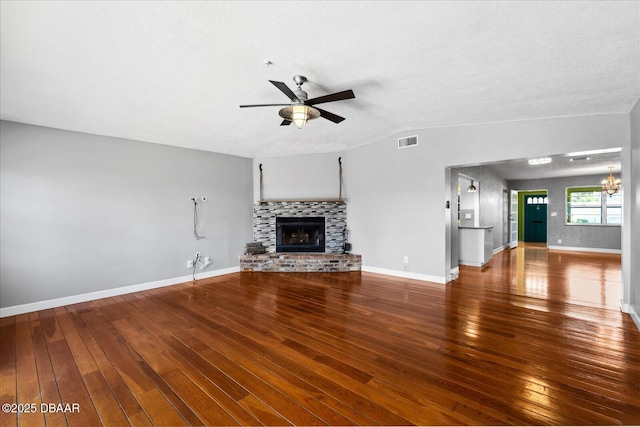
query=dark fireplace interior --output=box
[276,217,325,253]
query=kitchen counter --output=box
[459,226,493,267]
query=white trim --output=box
[459,260,485,267]
[449,267,460,282]
[547,245,621,254]
[492,245,508,255]
[0,266,240,318]
[628,304,640,332]
[620,301,630,313]
[362,266,446,284]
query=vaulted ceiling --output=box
[1,1,638,160]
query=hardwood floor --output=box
[1,245,639,426]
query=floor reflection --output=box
[505,243,621,309]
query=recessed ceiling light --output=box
[528,157,552,165]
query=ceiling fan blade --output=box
[314,107,346,124]
[280,119,292,126]
[306,89,355,106]
[239,103,290,108]
[269,80,300,102]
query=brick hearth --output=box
[240,253,361,272]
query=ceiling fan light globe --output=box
[292,105,309,128]
[279,105,320,129]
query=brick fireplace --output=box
[240,201,361,272]
[252,201,347,253]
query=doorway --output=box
[521,192,548,243]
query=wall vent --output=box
[398,135,418,149]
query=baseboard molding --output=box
[362,266,446,284]
[547,245,621,254]
[459,260,485,267]
[449,267,460,282]
[627,304,640,332]
[493,245,508,255]
[620,301,630,313]
[0,266,240,318]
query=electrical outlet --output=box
[403,256,409,264]
[557,239,562,244]
[201,256,212,270]
[187,260,194,268]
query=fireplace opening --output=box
[276,217,325,253]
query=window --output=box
[605,192,622,224]
[526,196,547,205]
[566,186,622,225]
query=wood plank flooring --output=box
[1,245,639,426]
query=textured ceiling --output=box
[481,149,622,181]
[1,1,638,159]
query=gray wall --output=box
[0,121,253,308]
[344,114,631,282]
[253,153,345,202]
[508,175,621,250]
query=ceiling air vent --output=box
[398,135,418,149]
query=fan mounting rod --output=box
[293,75,307,88]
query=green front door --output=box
[524,195,547,243]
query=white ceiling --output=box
[481,149,622,181]
[1,1,638,160]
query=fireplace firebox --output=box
[276,217,325,253]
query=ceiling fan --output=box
[239,75,355,128]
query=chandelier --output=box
[601,166,621,196]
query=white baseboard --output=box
[547,245,621,254]
[627,304,640,332]
[459,260,485,267]
[0,266,240,318]
[620,301,630,313]
[493,245,508,255]
[449,267,460,282]
[362,266,446,284]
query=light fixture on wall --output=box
[467,180,478,192]
[278,104,320,129]
[528,157,552,165]
[601,166,621,196]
